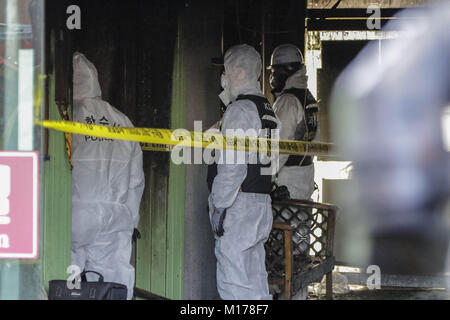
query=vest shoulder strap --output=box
[236,94,277,130]
[280,88,318,167]
[282,88,317,107]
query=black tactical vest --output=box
[281,88,318,167]
[207,95,278,194]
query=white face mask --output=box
[220,73,228,89]
[219,73,232,106]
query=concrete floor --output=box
[310,289,449,300]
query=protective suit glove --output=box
[132,228,141,242]
[211,208,227,237]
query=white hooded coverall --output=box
[272,68,316,300]
[209,44,279,300]
[71,53,145,300]
[273,68,315,200]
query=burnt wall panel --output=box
[181,0,223,300]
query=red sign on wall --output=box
[0,152,39,259]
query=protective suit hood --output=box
[283,67,308,91]
[73,52,102,100]
[220,44,262,104]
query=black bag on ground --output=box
[48,270,127,300]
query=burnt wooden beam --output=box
[306,8,424,30]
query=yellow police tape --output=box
[37,120,334,157]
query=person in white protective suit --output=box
[267,44,320,300]
[71,52,145,300]
[268,44,318,201]
[207,44,280,300]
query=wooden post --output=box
[325,209,336,300]
[284,229,293,300]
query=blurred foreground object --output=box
[330,3,450,275]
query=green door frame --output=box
[42,31,72,291]
[166,20,186,299]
